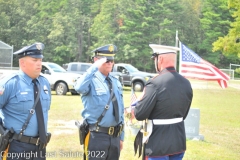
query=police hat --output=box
[92,44,117,60]
[13,42,45,59]
[149,44,179,59]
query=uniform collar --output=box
[95,71,108,82]
[158,67,176,75]
[165,67,176,71]
[19,70,39,85]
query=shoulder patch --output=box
[0,85,5,95]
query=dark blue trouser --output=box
[6,140,46,160]
[146,152,185,160]
[87,131,120,160]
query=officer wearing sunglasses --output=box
[74,44,125,160]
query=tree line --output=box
[0,0,239,73]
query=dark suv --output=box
[112,63,156,91]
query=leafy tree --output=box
[178,0,203,49]
[213,0,240,59]
[0,0,45,66]
[199,0,232,66]
[37,0,94,64]
[91,0,187,72]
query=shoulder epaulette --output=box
[39,74,48,81]
[152,73,160,80]
[109,73,119,80]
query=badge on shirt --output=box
[43,85,49,94]
[0,86,5,96]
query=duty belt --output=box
[12,133,51,149]
[89,124,124,137]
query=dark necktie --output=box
[106,77,119,123]
[32,79,47,144]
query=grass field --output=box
[46,80,240,160]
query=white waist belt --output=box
[153,117,183,125]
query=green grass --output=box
[46,80,240,160]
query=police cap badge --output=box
[92,44,117,60]
[13,42,45,59]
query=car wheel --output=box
[55,82,68,95]
[133,81,144,92]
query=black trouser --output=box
[6,140,46,160]
[87,131,120,160]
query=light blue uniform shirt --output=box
[74,65,125,141]
[0,70,51,137]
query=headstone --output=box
[184,108,204,140]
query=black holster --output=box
[75,119,89,145]
[0,123,14,156]
[38,132,51,150]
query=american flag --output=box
[179,42,230,88]
[124,88,138,123]
[130,88,138,105]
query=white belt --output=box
[153,117,183,125]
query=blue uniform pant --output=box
[87,131,120,160]
[6,140,46,160]
[146,152,185,160]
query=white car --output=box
[41,62,80,95]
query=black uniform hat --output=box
[13,42,45,59]
[149,44,179,59]
[92,44,117,60]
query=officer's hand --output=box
[93,57,107,68]
[120,140,123,151]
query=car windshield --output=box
[48,63,66,73]
[125,64,139,72]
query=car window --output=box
[125,64,139,72]
[41,65,48,73]
[117,66,125,72]
[71,64,78,71]
[48,63,66,73]
[80,64,91,72]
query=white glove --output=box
[93,57,107,68]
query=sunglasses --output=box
[106,59,114,63]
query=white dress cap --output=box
[149,44,179,54]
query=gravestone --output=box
[184,108,204,140]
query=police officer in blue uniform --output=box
[74,44,125,160]
[0,42,51,160]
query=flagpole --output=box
[179,41,182,74]
[175,30,179,69]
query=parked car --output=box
[41,62,81,95]
[64,62,156,91]
[64,62,92,75]
[63,62,123,85]
[112,63,156,91]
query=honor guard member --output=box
[74,44,125,160]
[134,44,193,160]
[0,42,51,160]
